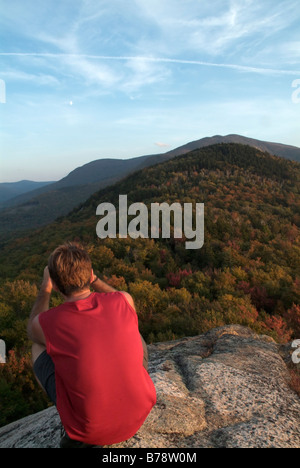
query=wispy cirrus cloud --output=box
[1,0,300,182]
[133,0,300,66]
[0,68,59,86]
[1,0,300,95]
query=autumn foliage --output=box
[0,143,299,426]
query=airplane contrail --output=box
[0,52,299,76]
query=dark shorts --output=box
[33,350,57,405]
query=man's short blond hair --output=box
[48,242,92,296]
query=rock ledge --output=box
[0,325,299,448]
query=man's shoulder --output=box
[119,291,135,310]
[96,291,136,311]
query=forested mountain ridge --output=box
[1,134,299,236]
[0,143,299,426]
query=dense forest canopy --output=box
[0,143,299,426]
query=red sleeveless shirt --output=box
[39,292,156,445]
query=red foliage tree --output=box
[167,269,192,288]
[264,315,292,343]
[238,281,275,313]
[284,304,300,337]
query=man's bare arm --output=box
[27,267,52,343]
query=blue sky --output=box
[1,0,300,182]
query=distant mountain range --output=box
[0,134,299,236]
[0,180,54,204]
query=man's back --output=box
[39,291,156,445]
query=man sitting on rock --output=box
[27,242,156,448]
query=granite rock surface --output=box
[0,325,299,448]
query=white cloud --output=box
[1,69,59,86]
[133,0,300,64]
[120,57,171,93]
[65,54,119,87]
[155,142,170,148]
